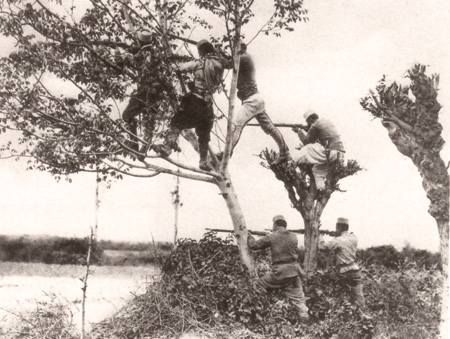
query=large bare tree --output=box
[0,0,308,271]
[360,64,449,337]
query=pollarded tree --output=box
[262,149,362,272]
[360,64,449,338]
[0,0,308,272]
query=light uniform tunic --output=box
[320,231,366,308]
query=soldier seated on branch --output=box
[153,39,228,171]
[291,110,345,190]
[319,217,366,309]
[248,215,309,321]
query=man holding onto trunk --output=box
[217,43,290,165]
[153,39,227,171]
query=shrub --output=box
[1,295,79,339]
[91,233,441,338]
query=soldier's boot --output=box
[272,148,291,165]
[122,120,139,153]
[199,141,212,171]
[152,144,172,157]
[153,128,182,157]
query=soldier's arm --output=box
[122,1,137,36]
[319,235,338,251]
[303,125,318,145]
[295,129,307,144]
[248,234,271,250]
[175,60,198,73]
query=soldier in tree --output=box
[117,29,159,152]
[248,215,309,321]
[153,39,228,171]
[319,217,366,309]
[291,110,345,190]
[118,1,172,153]
[217,43,290,165]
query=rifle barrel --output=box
[247,123,303,128]
[205,228,267,236]
[264,229,337,236]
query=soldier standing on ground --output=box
[248,215,309,321]
[319,217,366,308]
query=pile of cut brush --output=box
[89,233,440,339]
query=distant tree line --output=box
[0,235,439,269]
[312,244,441,271]
[0,235,173,266]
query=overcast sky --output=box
[0,0,449,251]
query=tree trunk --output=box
[216,175,255,273]
[94,173,100,241]
[302,197,329,272]
[172,172,180,247]
[303,218,320,272]
[438,219,449,338]
[362,67,449,337]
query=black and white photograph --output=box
[0,0,448,338]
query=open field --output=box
[0,262,158,335]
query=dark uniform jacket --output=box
[248,227,305,279]
[304,118,345,152]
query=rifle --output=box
[206,228,337,237]
[264,229,337,237]
[205,228,268,236]
[247,123,309,131]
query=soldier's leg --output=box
[196,116,214,171]
[153,95,196,157]
[343,270,366,309]
[122,93,145,152]
[311,150,342,189]
[312,164,327,190]
[255,272,276,292]
[283,276,309,318]
[229,93,265,151]
[254,112,289,157]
